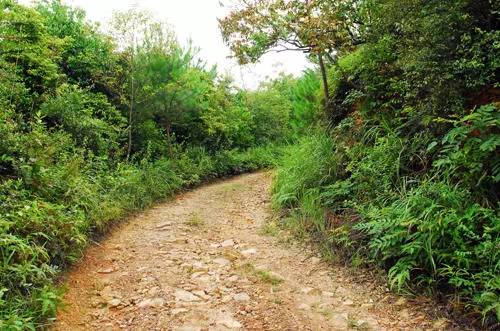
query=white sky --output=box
[20,0,310,89]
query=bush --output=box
[245,88,292,144]
[356,181,499,319]
[40,85,125,158]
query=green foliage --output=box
[199,78,255,150]
[287,70,322,135]
[356,181,499,318]
[35,0,120,94]
[272,131,341,209]
[252,71,322,138]
[40,84,125,157]
[432,104,500,204]
[272,0,499,326]
[0,0,61,110]
[245,87,291,144]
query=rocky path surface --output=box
[55,172,451,331]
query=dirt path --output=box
[54,172,451,331]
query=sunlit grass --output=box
[185,212,204,227]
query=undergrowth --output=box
[0,143,286,329]
[273,105,499,327]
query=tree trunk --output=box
[126,32,136,162]
[126,86,133,162]
[165,121,174,159]
[318,52,330,112]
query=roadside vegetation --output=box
[221,0,499,327]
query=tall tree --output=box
[110,9,150,161]
[219,0,360,112]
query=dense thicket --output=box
[220,0,500,326]
[0,0,320,328]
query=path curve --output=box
[54,172,450,330]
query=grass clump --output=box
[185,213,204,228]
[238,262,284,287]
[255,270,284,286]
[259,219,281,237]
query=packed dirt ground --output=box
[54,172,458,330]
